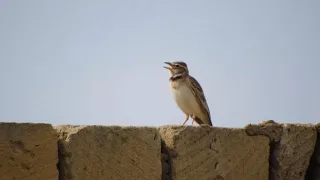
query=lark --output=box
[163,61,212,126]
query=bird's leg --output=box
[191,114,196,126]
[182,114,189,125]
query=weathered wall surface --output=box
[55,125,161,180]
[0,121,318,180]
[0,123,58,180]
[159,125,269,180]
[246,121,317,180]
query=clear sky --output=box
[0,0,319,127]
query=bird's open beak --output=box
[163,62,173,72]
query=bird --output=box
[163,61,212,126]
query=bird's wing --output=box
[188,76,212,126]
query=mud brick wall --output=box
[0,121,319,180]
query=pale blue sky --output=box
[0,0,319,127]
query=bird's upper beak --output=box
[163,62,173,72]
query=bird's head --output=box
[163,61,189,76]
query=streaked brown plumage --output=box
[163,61,212,126]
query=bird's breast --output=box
[170,79,180,89]
[170,81,200,115]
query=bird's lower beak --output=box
[163,62,173,72]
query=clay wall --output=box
[0,121,319,180]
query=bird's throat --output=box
[170,74,185,81]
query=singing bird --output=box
[163,61,212,126]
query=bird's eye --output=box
[174,65,180,68]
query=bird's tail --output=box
[194,116,213,126]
